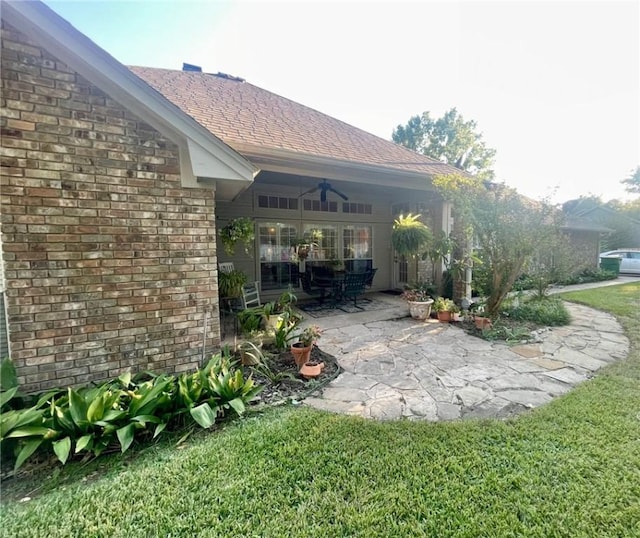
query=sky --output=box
[44,0,640,204]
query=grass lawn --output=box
[2,283,639,537]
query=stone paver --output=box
[302,288,631,421]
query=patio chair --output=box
[219,262,235,274]
[300,271,328,304]
[341,272,368,307]
[241,281,261,309]
[365,268,378,288]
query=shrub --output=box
[502,296,571,326]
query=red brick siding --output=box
[0,22,221,392]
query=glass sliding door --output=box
[258,222,298,291]
[343,225,372,273]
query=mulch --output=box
[248,345,341,406]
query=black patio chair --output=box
[341,272,368,307]
[365,268,378,288]
[300,271,328,304]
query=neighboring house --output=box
[130,66,461,298]
[560,218,614,273]
[0,1,256,391]
[565,203,640,250]
[1,1,459,392]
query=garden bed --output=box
[247,346,341,406]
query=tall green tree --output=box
[433,174,558,317]
[621,166,640,194]
[392,108,497,180]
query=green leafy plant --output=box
[205,354,262,417]
[480,322,532,343]
[1,348,263,470]
[219,269,247,298]
[219,217,255,256]
[271,312,299,351]
[250,356,298,386]
[401,281,434,302]
[237,306,264,334]
[391,213,432,258]
[432,297,459,313]
[502,296,571,326]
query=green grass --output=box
[2,283,640,537]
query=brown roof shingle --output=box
[129,66,460,177]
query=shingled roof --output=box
[129,67,460,178]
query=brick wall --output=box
[0,22,221,392]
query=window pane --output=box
[258,222,298,290]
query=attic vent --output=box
[213,72,245,83]
[182,63,202,72]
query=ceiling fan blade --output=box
[328,186,349,201]
[299,186,319,198]
[320,189,327,203]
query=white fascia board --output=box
[233,144,455,190]
[2,1,258,187]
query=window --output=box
[257,195,298,210]
[258,222,298,291]
[300,224,338,261]
[303,199,338,212]
[342,202,372,215]
[343,225,372,273]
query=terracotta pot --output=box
[290,343,312,368]
[407,299,434,320]
[300,361,325,379]
[474,316,492,330]
[437,311,453,323]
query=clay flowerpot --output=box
[407,299,434,321]
[300,361,325,379]
[290,343,312,368]
[437,311,453,323]
[474,316,492,330]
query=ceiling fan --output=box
[299,179,348,202]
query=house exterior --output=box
[1,1,458,392]
[130,66,461,299]
[560,218,614,273]
[0,1,256,392]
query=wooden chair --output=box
[241,281,261,309]
[218,262,235,274]
[341,272,368,307]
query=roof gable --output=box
[2,1,257,200]
[129,67,461,181]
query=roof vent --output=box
[213,72,245,83]
[182,63,202,72]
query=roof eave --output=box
[232,144,461,190]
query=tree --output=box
[392,108,496,180]
[433,174,558,317]
[621,166,640,194]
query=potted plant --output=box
[291,325,322,368]
[261,287,299,330]
[432,297,460,322]
[401,283,434,321]
[219,269,247,299]
[469,301,492,329]
[219,217,255,256]
[391,213,432,259]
